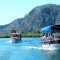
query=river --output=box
[0,37,60,60]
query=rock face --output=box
[0,4,60,34]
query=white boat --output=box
[10,33,22,43]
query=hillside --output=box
[0,4,60,34]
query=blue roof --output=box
[40,25,60,34]
[40,26,51,34]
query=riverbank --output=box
[0,33,60,38]
[0,33,41,38]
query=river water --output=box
[0,37,60,60]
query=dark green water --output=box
[0,38,60,60]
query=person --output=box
[42,33,48,38]
[47,33,54,40]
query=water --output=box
[0,37,60,60]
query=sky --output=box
[0,0,60,25]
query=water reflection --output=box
[41,50,60,60]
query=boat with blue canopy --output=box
[40,24,60,50]
[41,24,60,34]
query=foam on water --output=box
[21,46,57,50]
[6,39,13,44]
[5,38,60,51]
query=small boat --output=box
[40,24,60,50]
[10,33,22,43]
[40,40,60,50]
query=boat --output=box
[10,33,22,43]
[40,24,60,50]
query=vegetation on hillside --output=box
[0,4,60,34]
[0,4,60,38]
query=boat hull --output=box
[10,37,22,43]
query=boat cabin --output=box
[11,33,22,38]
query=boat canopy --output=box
[40,24,60,34]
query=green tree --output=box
[11,29,16,33]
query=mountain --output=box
[0,4,60,34]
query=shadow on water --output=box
[41,50,60,60]
[50,50,60,60]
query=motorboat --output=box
[10,33,22,43]
[40,24,60,50]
